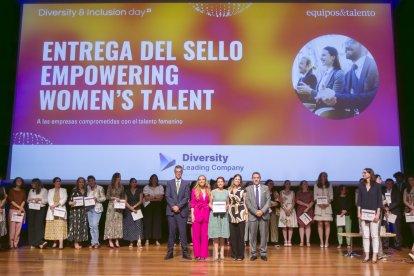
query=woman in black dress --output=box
[68,177,89,249]
[123,178,144,248]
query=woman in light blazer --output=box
[45,177,68,249]
[86,175,106,249]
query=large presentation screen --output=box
[9,2,401,181]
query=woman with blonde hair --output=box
[190,175,211,260]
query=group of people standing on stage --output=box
[163,166,414,263]
[0,173,165,250]
[1,167,414,264]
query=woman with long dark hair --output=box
[8,177,27,248]
[123,178,144,248]
[45,177,68,249]
[228,174,247,260]
[314,172,333,248]
[68,177,89,249]
[27,178,48,248]
[357,168,382,263]
[143,174,164,246]
[278,180,298,246]
[104,172,124,248]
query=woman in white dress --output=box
[278,180,298,246]
[314,172,334,248]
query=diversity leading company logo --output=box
[159,153,176,171]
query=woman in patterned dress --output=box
[104,172,124,248]
[209,177,230,261]
[228,174,247,261]
[314,172,334,248]
[68,177,89,249]
[278,180,298,246]
[45,177,68,249]
[123,178,144,248]
[296,180,314,247]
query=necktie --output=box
[176,180,180,194]
[255,185,260,209]
[349,64,358,94]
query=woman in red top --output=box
[8,177,27,248]
[190,175,211,260]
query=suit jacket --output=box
[383,186,401,217]
[246,184,271,221]
[336,56,379,112]
[190,189,210,222]
[46,188,68,220]
[297,70,317,104]
[165,179,190,218]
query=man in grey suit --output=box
[246,172,271,261]
[164,165,192,260]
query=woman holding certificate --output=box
[296,180,314,247]
[0,177,7,247]
[123,178,144,248]
[104,172,124,248]
[334,185,353,248]
[357,168,383,264]
[45,177,68,249]
[314,172,333,248]
[228,174,247,260]
[403,175,414,259]
[86,175,106,249]
[190,175,211,260]
[27,178,48,249]
[68,177,88,249]
[143,174,164,246]
[278,180,298,246]
[209,177,230,261]
[8,177,26,248]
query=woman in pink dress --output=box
[296,180,314,246]
[190,175,211,260]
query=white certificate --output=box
[316,196,328,205]
[131,209,144,221]
[11,213,24,223]
[383,213,397,224]
[73,196,84,207]
[405,213,414,223]
[299,213,312,225]
[361,209,376,221]
[385,193,392,205]
[84,196,96,207]
[336,215,346,226]
[114,200,126,209]
[29,202,41,210]
[212,202,226,213]
[53,207,66,218]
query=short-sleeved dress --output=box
[123,188,143,241]
[104,185,124,240]
[278,190,298,228]
[208,189,230,238]
[68,189,89,242]
[314,185,333,221]
[296,191,314,227]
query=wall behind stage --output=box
[1,0,414,180]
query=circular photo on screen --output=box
[292,34,379,119]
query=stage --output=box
[0,244,412,275]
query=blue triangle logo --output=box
[159,153,176,171]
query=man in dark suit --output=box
[383,178,402,250]
[322,38,379,116]
[245,172,271,261]
[164,165,192,260]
